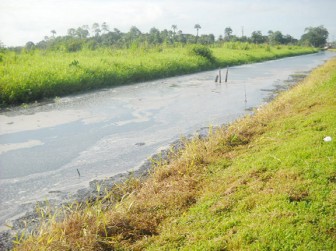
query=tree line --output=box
[1,24,331,53]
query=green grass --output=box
[13,56,336,250]
[0,44,316,106]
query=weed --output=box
[69,59,79,67]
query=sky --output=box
[0,0,335,47]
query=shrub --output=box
[66,40,83,52]
[189,45,215,62]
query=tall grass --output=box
[14,57,336,250]
[0,44,316,106]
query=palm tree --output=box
[171,25,177,36]
[194,24,201,37]
[51,30,56,38]
[194,24,201,43]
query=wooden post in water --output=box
[244,85,247,103]
[225,67,229,82]
[215,75,219,83]
[244,84,247,110]
[219,69,222,83]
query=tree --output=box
[51,30,56,38]
[194,24,201,43]
[92,23,101,37]
[224,27,233,41]
[176,30,186,43]
[67,28,76,37]
[82,25,89,30]
[25,41,35,51]
[101,22,109,34]
[251,31,266,44]
[300,26,328,47]
[268,31,284,45]
[36,40,47,50]
[126,26,142,46]
[194,24,201,37]
[76,26,89,38]
[199,34,215,45]
[100,29,122,46]
[160,29,171,44]
[171,25,177,36]
[65,39,83,52]
[283,34,296,45]
[129,26,141,38]
[149,27,161,44]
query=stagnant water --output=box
[0,51,335,227]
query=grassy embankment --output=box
[0,43,316,106]
[14,58,336,249]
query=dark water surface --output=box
[0,51,335,227]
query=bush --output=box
[189,45,215,62]
[66,40,83,52]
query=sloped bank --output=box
[0,128,208,250]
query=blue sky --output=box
[1,0,335,46]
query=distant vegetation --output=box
[1,24,330,52]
